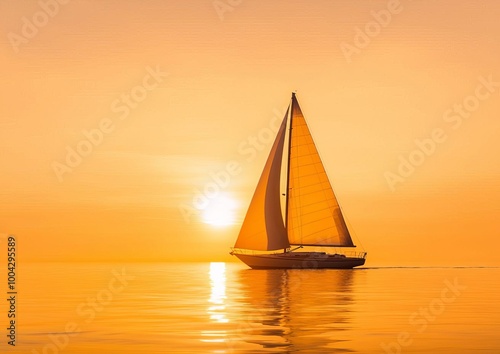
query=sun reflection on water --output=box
[201,262,229,347]
[208,262,228,323]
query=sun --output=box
[202,195,238,227]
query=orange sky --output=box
[0,0,499,265]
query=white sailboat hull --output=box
[233,252,365,269]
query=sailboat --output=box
[230,93,367,269]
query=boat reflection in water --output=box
[229,267,357,353]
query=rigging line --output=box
[291,223,339,237]
[343,213,365,251]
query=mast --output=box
[284,92,295,252]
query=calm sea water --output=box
[10,262,500,353]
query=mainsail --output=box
[286,94,355,247]
[233,108,290,251]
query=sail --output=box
[286,95,355,247]
[234,109,290,251]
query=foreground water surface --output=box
[9,262,500,353]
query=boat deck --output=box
[232,250,366,269]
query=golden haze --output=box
[0,0,499,265]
